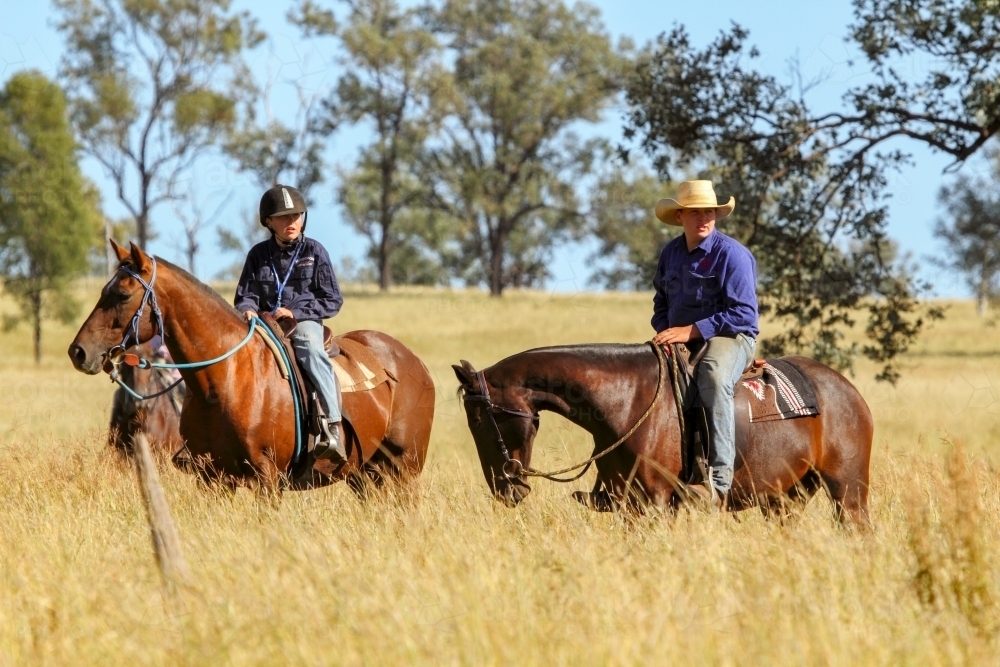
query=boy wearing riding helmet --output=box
[234,184,347,463]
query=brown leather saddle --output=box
[667,340,765,486]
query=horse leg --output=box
[572,479,615,512]
[244,447,283,497]
[820,470,870,528]
[758,470,822,523]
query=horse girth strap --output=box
[464,342,668,483]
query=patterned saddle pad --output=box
[332,337,392,393]
[740,358,820,423]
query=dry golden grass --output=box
[1,282,999,665]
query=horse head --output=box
[69,240,158,374]
[453,359,536,507]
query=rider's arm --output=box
[651,246,672,333]
[693,245,759,339]
[233,251,261,315]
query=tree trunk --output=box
[186,229,197,276]
[378,226,392,291]
[977,273,990,316]
[378,159,394,292]
[105,218,118,275]
[489,233,504,297]
[137,211,149,249]
[32,289,41,365]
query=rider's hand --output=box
[244,310,257,322]
[652,324,702,345]
[274,307,294,320]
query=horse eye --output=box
[104,288,130,304]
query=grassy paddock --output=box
[1,283,999,665]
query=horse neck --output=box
[496,347,660,437]
[151,263,256,387]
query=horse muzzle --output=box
[68,342,106,375]
[494,476,532,507]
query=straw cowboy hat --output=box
[654,180,736,226]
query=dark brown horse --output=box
[108,341,185,459]
[70,241,434,492]
[453,343,872,525]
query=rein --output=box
[463,342,667,483]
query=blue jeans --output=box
[694,333,756,494]
[290,320,342,423]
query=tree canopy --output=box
[418,0,626,295]
[0,71,102,362]
[55,0,263,248]
[613,0,1000,383]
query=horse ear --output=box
[452,363,474,388]
[129,242,152,274]
[109,238,130,263]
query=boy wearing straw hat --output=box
[651,180,759,507]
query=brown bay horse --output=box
[70,241,434,492]
[453,343,872,525]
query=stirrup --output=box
[314,417,347,463]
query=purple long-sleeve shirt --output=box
[651,229,759,339]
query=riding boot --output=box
[314,417,347,464]
[685,482,725,512]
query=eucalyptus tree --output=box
[0,72,102,363]
[588,164,676,291]
[420,0,626,295]
[622,0,1000,382]
[290,0,446,290]
[933,155,1000,316]
[54,0,264,248]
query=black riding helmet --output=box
[259,184,308,230]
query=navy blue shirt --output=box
[651,229,759,339]
[234,236,343,322]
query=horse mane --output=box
[511,342,651,362]
[486,342,654,379]
[154,256,243,321]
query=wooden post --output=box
[133,433,191,588]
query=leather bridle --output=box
[106,259,165,365]
[461,370,539,479]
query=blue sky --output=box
[1,0,988,296]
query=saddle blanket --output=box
[741,358,820,423]
[332,337,391,394]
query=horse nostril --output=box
[69,344,87,367]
